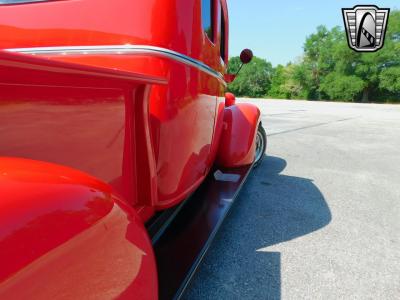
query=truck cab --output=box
[0,1,265,299]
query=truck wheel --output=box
[254,123,267,167]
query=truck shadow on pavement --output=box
[184,155,332,300]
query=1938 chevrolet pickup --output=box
[0,0,267,299]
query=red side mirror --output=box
[240,49,253,64]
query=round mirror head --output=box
[240,49,253,64]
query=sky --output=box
[228,0,399,66]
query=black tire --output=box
[254,123,267,168]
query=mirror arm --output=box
[235,63,244,77]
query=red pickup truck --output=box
[0,0,267,299]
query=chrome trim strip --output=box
[6,45,227,86]
[0,0,48,4]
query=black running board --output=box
[149,165,253,300]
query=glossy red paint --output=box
[0,0,261,298]
[0,50,163,299]
[0,0,228,72]
[216,103,261,168]
[0,157,157,299]
[0,50,166,213]
[0,0,231,209]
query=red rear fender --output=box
[0,157,157,299]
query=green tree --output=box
[226,10,400,102]
[269,65,288,98]
[227,56,273,97]
[300,11,400,102]
[302,26,344,99]
[269,64,307,99]
[378,10,400,100]
[380,67,400,93]
[320,73,365,101]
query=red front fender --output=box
[216,103,261,168]
[0,158,157,300]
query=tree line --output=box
[228,10,400,103]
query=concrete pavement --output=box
[183,99,400,300]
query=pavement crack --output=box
[267,117,356,137]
